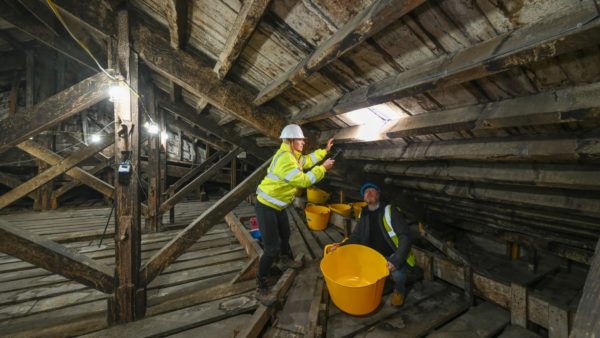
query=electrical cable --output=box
[46,0,156,126]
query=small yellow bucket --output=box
[320,244,389,315]
[307,187,330,204]
[305,205,331,231]
[352,202,367,219]
[328,203,352,217]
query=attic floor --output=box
[0,200,581,337]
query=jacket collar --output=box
[280,142,301,159]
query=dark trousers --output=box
[255,201,292,279]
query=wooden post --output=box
[144,78,161,233]
[510,282,527,328]
[110,9,144,323]
[231,156,237,189]
[34,61,56,211]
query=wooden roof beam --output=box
[343,132,600,162]
[164,0,188,50]
[320,82,600,143]
[0,172,37,201]
[0,134,114,209]
[254,0,425,105]
[571,240,600,337]
[166,115,230,151]
[213,0,272,80]
[159,99,272,161]
[159,147,242,214]
[0,72,111,154]
[0,1,98,71]
[0,220,114,293]
[141,159,269,286]
[294,4,600,123]
[132,23,286,139]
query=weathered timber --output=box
[387,82,600,139]
[131,23,285,139]
[166,115,230,151]
[570,239,600,338]
[166,151,222,194]
[141,159,270,286]
[0,220,114,293]
[146,279,255,316]
[159,147,242,214]
[321,82,600,143]
[213,0,272,80]
[254,0,425,105]
[143,78,161,232]
[52,0,116,37]
[159,99,271,161]
[511,282,528,328]
[165,0,188,49]
[0,136,114,209]
[111,9,143,323]
[344,133,600,162]
[17,141,114,199]
[388,178,600,217]
[0,73,110,154]
[293,3,600,123]
[82,293,257,337]
[365,161,600,191]
[238,268,297,338]
[0,1,97,71]
[411,247,565,332]
[0,172,37,201]
[419,224,470,266]
[224,212,263,258]
[428,302,510,338]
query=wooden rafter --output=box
[17,140,114,199]
[165,115,230,151]
[0,72,111,154]
[0,134,113,209]
[343,132,600,162]
[159,99,272,161]
[253,0,425,105]
[141,158,270,286]
[51,156,114,201]
[131,23,285,139]
[320,82,600,143]
[165,150,222,195]
[159,147,242,214]
[293,6,600,123]
[213,0,272,80]
[164,0,188,49]
[0,1,97,71]
[0,220,114,293]
[0,172,37,201]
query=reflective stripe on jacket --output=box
[383,205,416,267]
[257,142,327,211]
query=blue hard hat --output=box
[360,182,381,196]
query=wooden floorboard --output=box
[427,301,510,338]
[0,200,255,336]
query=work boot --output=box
[391,290,404,307]
[255,277,277,306]
[278,255,303,270]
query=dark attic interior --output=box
[1,0,600,337]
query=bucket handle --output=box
[323,237,348,256]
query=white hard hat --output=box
[280,124,305,139]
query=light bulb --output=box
[146,122,160,134]
[90,134,101,143]
[108,82,128,102]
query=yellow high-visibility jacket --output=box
[257,142,327,211]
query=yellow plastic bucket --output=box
[352,202,367,219]
[307,187,330,204]
[320,244,389,315]
[305,205,331,231]
[328,203,352,217]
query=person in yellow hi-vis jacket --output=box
[328,182,416,307]
[255,124,335,306]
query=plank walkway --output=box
[0,199,585,337]
[0,200,255,337]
